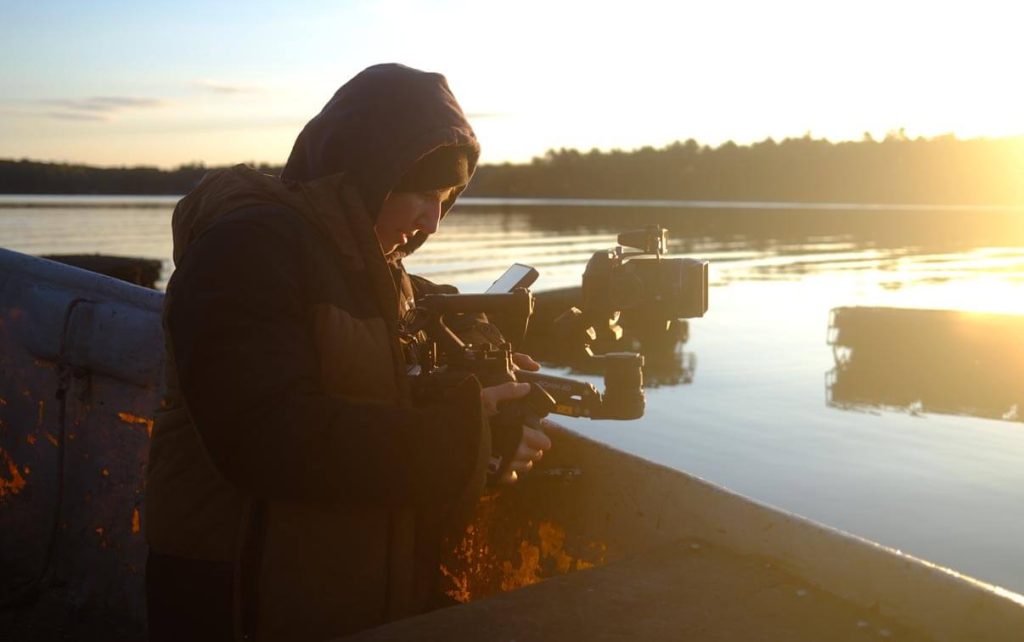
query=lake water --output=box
[2,194,1023,596]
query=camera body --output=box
[579,225,708,341]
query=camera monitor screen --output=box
[486,263,539,293]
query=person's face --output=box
[374,187,455,254]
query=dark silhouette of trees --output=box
[466,134,1023,206]
[2,134,1021,205]
[0,160,280,195]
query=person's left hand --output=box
[511,352,540,372]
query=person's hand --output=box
[511,352,540,372]
[480,378,554,484]
[480,381,531,417]
[498,422,552,485]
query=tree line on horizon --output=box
[2,133,1021,205]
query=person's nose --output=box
[416,201,443,234]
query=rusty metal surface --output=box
[0,249,161,640]
[440,476,608,603]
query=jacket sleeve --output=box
[165,207,486,509]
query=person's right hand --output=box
[480,382,553,484]
[498,423,552,484]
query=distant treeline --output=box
[465,133,1024,205]
[0,161,281,196]
[2,133,1022,205]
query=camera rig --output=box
[403,225,709,423]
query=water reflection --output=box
[826,306,1024,423]
[419,205,1024,304]
[458,203,1024,256]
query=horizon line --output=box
[2,194,1022,213]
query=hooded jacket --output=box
[145,64,486,641]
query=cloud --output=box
[34,96,163,121]
[44,111,109,122]
[42,99,111,113]
[191,79,260,94]
[90,96,163,109]
[40,96,162,112]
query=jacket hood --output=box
[170,166,371,269]
[281,63,479,239]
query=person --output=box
[144,63,551,642]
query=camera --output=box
[567,225,708,345]
[402,226,709,423]
[524,225,706,386]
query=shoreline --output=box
[2,194,1023,213]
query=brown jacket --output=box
[146,64,486,641]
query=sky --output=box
[1,0,1021,168]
